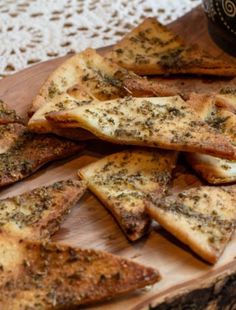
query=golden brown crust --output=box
[108,18,236,76]
[28,48,182,135]
[0,100,23,124]
[0,128,84,187]
[146,186,236,264]
[186,153,236,184]
[0,179,86,240]
[0,123,26,154]
[186,91,236,184]
[45,96,236,160]
[79,149,177,241]
[0,234,161,309]
[123,77,181,98]
[29,48,133,116]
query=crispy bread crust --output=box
[0,129,84,187]
[44,96,236,160]
[0,179,86,239]
[0,234,160,309]
[0,123,26,154]
[79,149,177,241]
[0,100,23,124]
[147,186,236,264]
[108,18,236,76]
[186,153,236,184]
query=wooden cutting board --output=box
[0,6,236,309]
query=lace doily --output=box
[0,0,201,78]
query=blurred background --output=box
[0,0,201,77]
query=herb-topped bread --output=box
[186,92,236,184]
[147,186,236,263]
[79,149,177,241]
[28,48,179,138]
[0,179,86,239]
[0,100,22,124]
[0,234,160,309]
[0,123,26,154]
[0,128,84,187]
[45,96,236,159]
[108,18,236,76]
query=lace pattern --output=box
[0,0,201,77]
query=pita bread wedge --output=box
[0,234,160,309]
[0,179,86,240]
[187,153,236,184]
[147,186,236,264]
[0,100,22,124]
[186,94,236,183]
[29,48,179,135]
[28,91,96,140]
[46,96,236,160]
[0,123,26,154]
[29,48,133,116]
[79,149,177,241]
[108,18,236,76]
[0,129,84,187]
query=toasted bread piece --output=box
[147,186,236,264]
[29,48,179,134]
[0,234,160,309]
[186,95,236,184]
[0,129,84,187]
[0,123,26,154]
[186,153,236,184]
[108,18,236,76]
[29,48,134,115]
[46,96,236,160]
[28,91,95,139]
[0,179,86,239]
[28,89,96,133]
[79,149,177,241]
[0,100,22,124]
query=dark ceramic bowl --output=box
[203,0,236,56]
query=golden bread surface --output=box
[147,186,236,263]
[45,96,236,160]
[0,179,86,240]
[79,149,177,240]
[0,234,160,309]
[108,18,236,76]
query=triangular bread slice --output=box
[186,93,236,183]
[0,179,86,239]
[0,128,84,187]
[0,234,160,309]
[28,89,94,133]
[28,90,96,140]
[0,100,23,124]
[187,153,236,184]
[46,96,236,160]
[147,186,236,263]
[108,18,236,76]
[28,48,179,134]
[29,48,133,115]
[79,149,177,241]
[0,123,26,154]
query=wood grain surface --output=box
[0,6,236,309]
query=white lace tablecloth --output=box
[0,0,201,78]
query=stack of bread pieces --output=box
[0,16,236,309]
